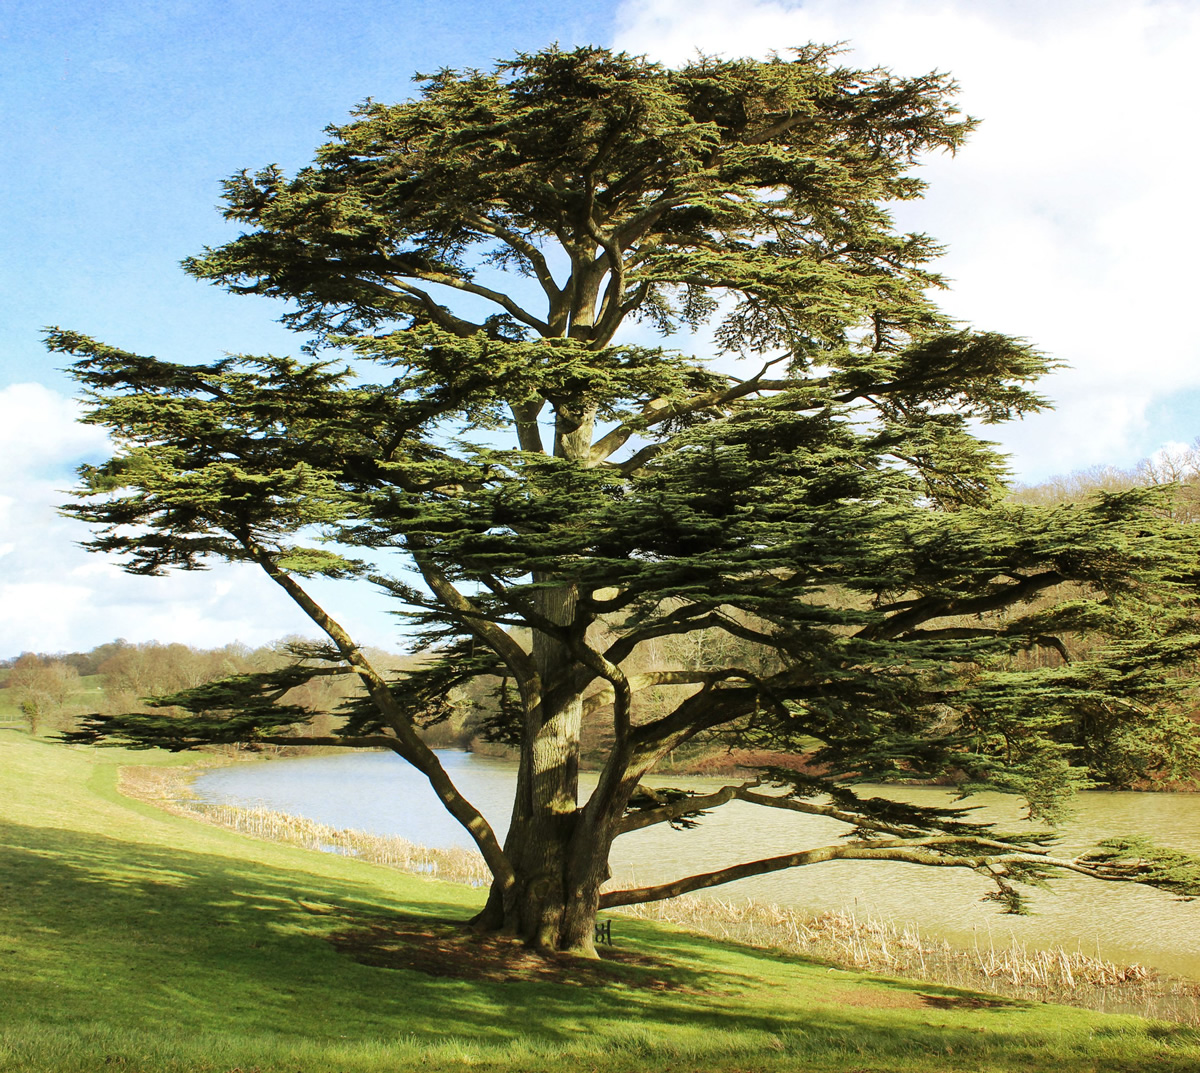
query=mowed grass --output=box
[2,731,1199,1072]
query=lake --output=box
[194,749,1200,978]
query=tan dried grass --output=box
[617,894,1200,1023]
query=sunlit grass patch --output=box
[3,730,1200,1072]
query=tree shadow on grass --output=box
[328,912,714,991]
[3,819,1200,1066]
[0,820,726,1039]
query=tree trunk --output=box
[472,802,618,958]
[469,605,631,956]
[471,397,613,952]
[470,712,648,956]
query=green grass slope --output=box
[2,730,1198,1073]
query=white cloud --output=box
[0,383,110,472]
[614,0,1200,479]
[0,383,405,657]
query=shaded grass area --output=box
[3,731,1200,1072]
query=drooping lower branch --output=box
[598,839,1145,909]
[863,570,1066,641]
[259,734,412,749]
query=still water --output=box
[194,750,1200,978]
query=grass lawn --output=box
[2,730,1198,1072]
[0,687,25,725]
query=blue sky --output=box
[1,0,615,393]
[4,0,1199,656]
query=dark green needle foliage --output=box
[52,45,1200,952]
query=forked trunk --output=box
[469,594,628,956]
[471,395,620,954]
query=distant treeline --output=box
[1010,439,1200,519]
[0,638,250,678]
[0,638,416,742]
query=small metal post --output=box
[594,918,613,946]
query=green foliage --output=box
[60,664,327,750]
[48,44,1200,932]
[186,45,971,349]
[1082,837,1200,900]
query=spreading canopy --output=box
[56,46,1200,953]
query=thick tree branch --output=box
[587,232,628,348]
[863,571,1066,641]
[258,734,404,749]
[741,112,815,147]
[406,543,538,687]
[244,540,516,892]
[608,194,691,251]
[603,610,779,668]
[615,782,939,837]
[573,646,634,744]
[629,682,761,754]
[603,442,665,477]
[599,840,1137,909]
[897,627,1071,663]
[387,266,550,335]
[580,669,718,720]
[510,399,546,453]
[1033,634,1072,664]
[587,358,792,466]
[464,213,564,309]
[363,278,482,336]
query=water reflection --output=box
[194,750,1200,978]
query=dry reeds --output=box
[188,802,492,886]
[117,763,490,886]
[616,894,1200,1023]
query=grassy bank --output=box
[125,759,1200,1024]
[3,730,1200,1072]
